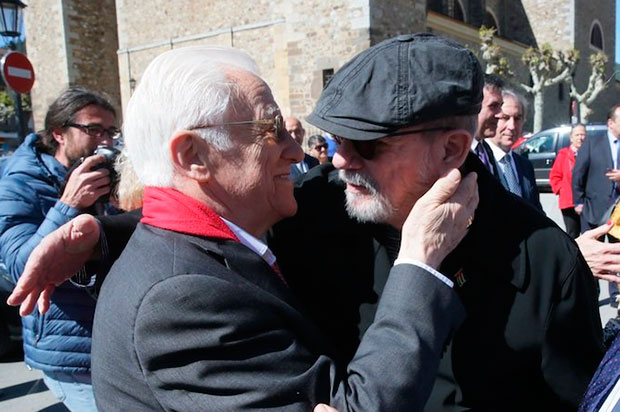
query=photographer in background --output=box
[0,86,117,411]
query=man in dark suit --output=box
[471,74,503,176]
[573,104,620,306]
[573,104,620,232]
[89,42,477,411]
[287,116,319,179]
[267,36,602,409]
[487,90,543,211]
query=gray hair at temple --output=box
[501,89,528,120]
[123,45,260,187]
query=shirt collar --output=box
[471,139,480,151]
[486,138,511,162]
[221,218,276,266]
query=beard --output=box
[338,169,394,223]
[64,138,96,168]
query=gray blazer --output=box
[92,223,464,411]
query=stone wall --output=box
[24,0,69,129]
[520,0,572,49]
[63,0,121,117]
[369,0,426,44]
[572,0,617,123]
[115,0,372,134]
[24,0,120,129]
[22,0,620,135]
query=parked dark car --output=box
[513,124,607,191]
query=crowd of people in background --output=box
[3,32,620,412]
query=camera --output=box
[64,145,121,204]
[92,145,120,202]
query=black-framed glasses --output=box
[313,143,328,151]
[65,122,121,140]
[334,126,451,160]
[191,114,284,141]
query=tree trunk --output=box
[579,102,593,123]
[533,91,544,133]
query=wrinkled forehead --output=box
[225,68,279,119]
[502,96,523,115]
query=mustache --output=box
[338,170,380,195]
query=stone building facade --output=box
[23,0,120,128]
[23,0,619,134]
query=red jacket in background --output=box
[549,146,577,210]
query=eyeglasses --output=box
[334,126,451,160]
[191,114,284,141]
[65,123,121,139]
[313,143,328,151]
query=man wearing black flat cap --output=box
[273,33,603,411]
[9,34,604,411]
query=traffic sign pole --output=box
[12,91,24,141]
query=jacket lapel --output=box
[217,240,306,314]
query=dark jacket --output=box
[512,151,543,211]
[272,155,603,411]
[0,133,95,374]
[573,130,616,226]
[97,155,603,410]
[92,222,463,411]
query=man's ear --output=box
[169,131,210,183]
[51,128,66,146]
[441,129,472,168]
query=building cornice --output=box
[426,11,528,57]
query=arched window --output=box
[590,21,603,50]
[427,0,443,14]
[453,0,465,22]
[484,10,500,35]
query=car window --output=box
[517,134,556,154]
[585,128,607,141]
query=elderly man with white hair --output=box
[89,45,474,411]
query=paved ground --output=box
[0,192,616,411]
[0,348,68,412]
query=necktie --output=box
[271,261,288,286]
[500,155,522,197]
[616,140,620,169]
[475,142,493,174]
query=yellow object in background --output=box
[609,203,620,239]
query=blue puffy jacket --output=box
[0,133,95,374]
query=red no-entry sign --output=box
[1,51,35,94]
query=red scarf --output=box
[141,186,287,286]
[141,186,238,241]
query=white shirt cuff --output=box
[393,258,454,288]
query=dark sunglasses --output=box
[333,126,451,160]
[313,143,328,151]
[64,122,121,139]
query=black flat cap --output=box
[306,33,483,141]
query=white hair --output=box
[501,89,528,120]
[124,45,260,187]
